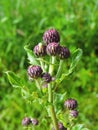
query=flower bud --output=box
[69,110,78,118]
[43,29,60,44]
[42,73,52,83]
[33,43,46,57]
[46,42,60,56]
[31,119,39,126]
[64,99,77,110]
[59,46,70,59]
[22,117,31,126]
[52,122,67,130]
[27,65,43,79]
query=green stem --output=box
[48,56,59,130]
[35,80,41,91]
[50,105,59,130]
[45,63,48,72]
[48,84,59,130]
[69,117,74,130]
[49,56,55,75]
[56,60,63,78]
[32,126,35,130]
[27,126,32,130]
[48,84,53,102]
[40,59,46,72]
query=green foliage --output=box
[56,48,83,84]
[6,37,82,129]
[54,92,66,114]
[0,0,98,130]
[72,124,89,130]
[70,48,83,73]
[6,71,24,88]
[24,45,39,65]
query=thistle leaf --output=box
[24,45,39,65]
[6,71,24,88]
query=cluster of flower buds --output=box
[52,122,67,130]
[27,29,70,80]
[26,29,72,128]
[33,28,70,58]
[27,29,71,80]
[64,99,78,118]
[27,65,52,84]
[22,117,38,126]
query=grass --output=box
[0,0,98,130]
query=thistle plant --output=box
[6,28,89,130]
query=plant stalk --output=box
[49,56,55,75]
[48,56,59,130]
[40,59,46,72]
[48,84,59,130]
[56,60,63,78]
[35,80,41,91]
[32,126,35,130]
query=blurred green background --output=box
[0,0,98,130]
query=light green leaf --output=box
[24,45,39,65]
[56,48,82,84]
[70,48,83,72]
[21,87,30,99]
[54,92,66,113]
[72,124,89,130]
[6,71,24,88]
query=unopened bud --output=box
[27,65,43,79]
[59,46,70,59]
[46,42,60,56]
[52,122,67,130]
[42,73,52,83]
[22,117,31,126]
[69,110,78,118]
[64,99,77,110]
[33,43,46,57]
[31,119,38,126]
[43,29,60,44]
